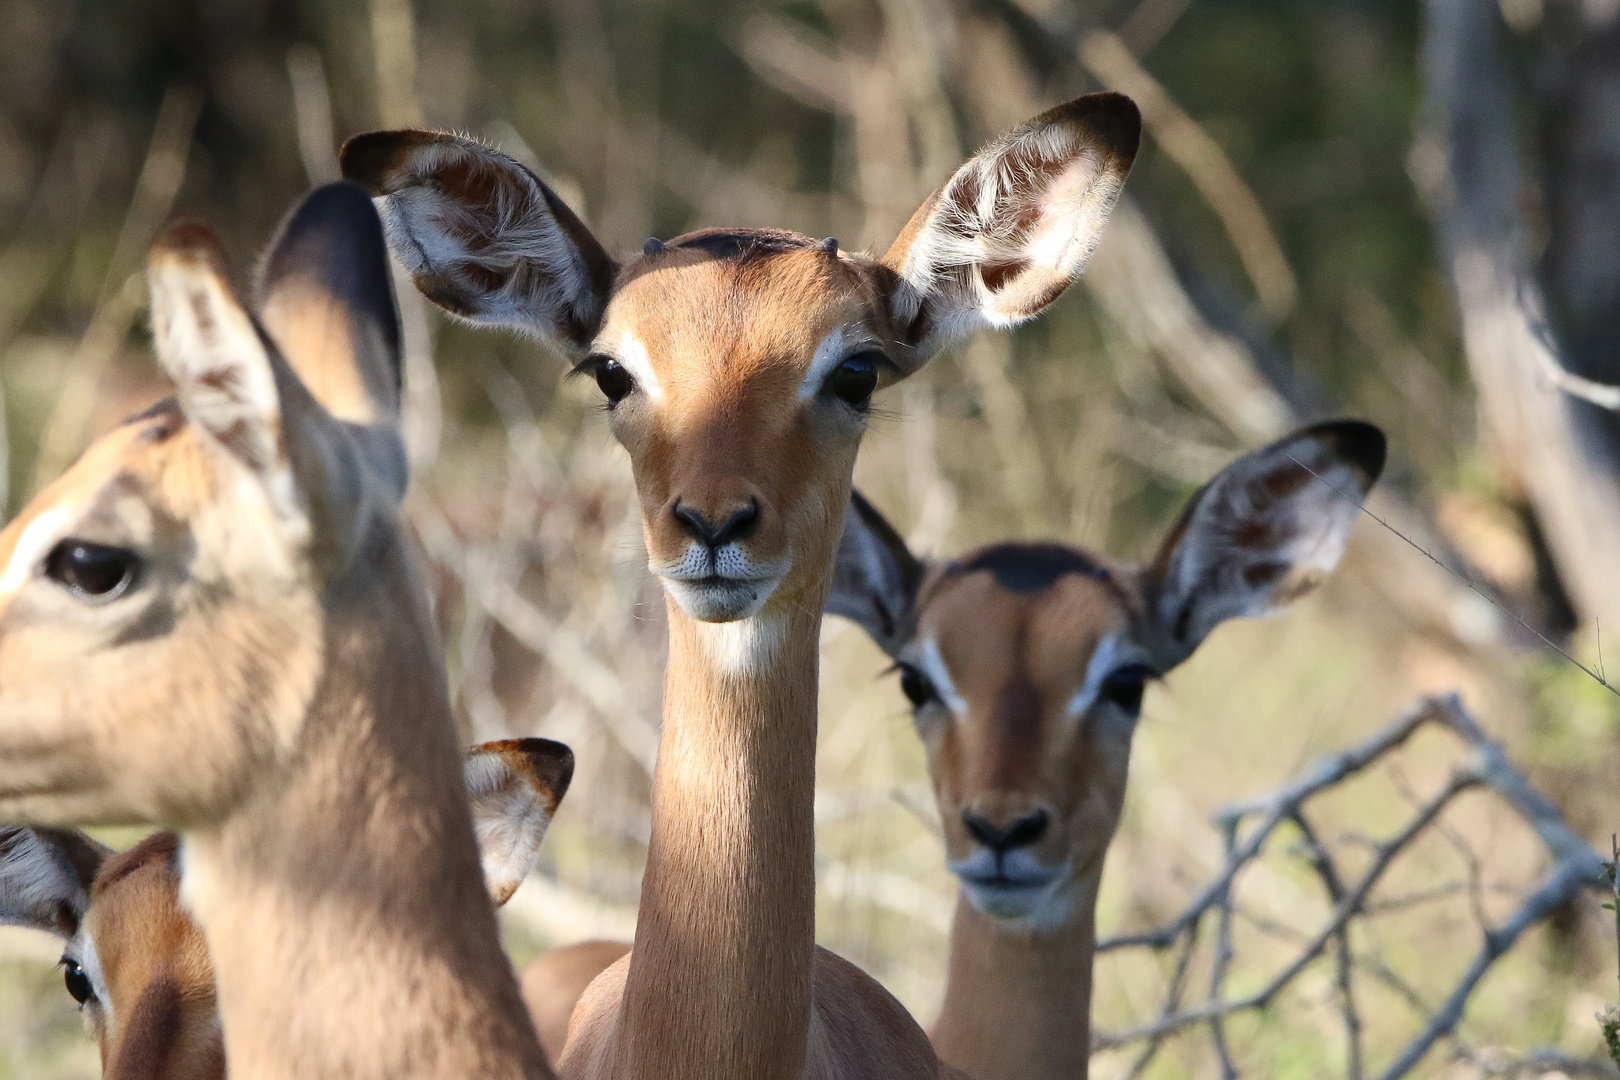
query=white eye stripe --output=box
[1065,632,1150,719]
[910,638,968,719]
[0,506,74,597]
[796,326,882,402]
[611,330,662,400]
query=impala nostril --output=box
[962,809,1049,852]
[671,497,761,548]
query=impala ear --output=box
[341,130,618,355]
[826,491,926,659]
[882,93,1139,366]
[0,826,111,938]
[256,182,403,431]
[463,738,576,907]
[148,224,296,506]
[1146,421,1386,664]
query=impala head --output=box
[0,183,408,827]
[0,738,575,1079]
[829,422,1386,929]
[341,94,1140,629]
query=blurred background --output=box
[2,0,1619,1076]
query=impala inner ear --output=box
[1147,420,1386,660]
[0,826,110,938]
[826,491,926,659]
[463,738,575,907]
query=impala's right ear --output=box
[340,131,618,355]
[463,738,576,907]
[882,93,1139,366]
[0,826,110,938]
[826,491,926,659]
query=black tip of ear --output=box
[340,129,431,195]
[1042,92,1143,172]
[510,737,576,803]
[258,181,402,393]
[1308,419,1387,486]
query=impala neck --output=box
[617,598,822,1080]
[932,875,1101,1080]
[181,550,552,1080]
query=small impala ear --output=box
[148,225,290,489]
[883,92,1140,364]
[826,490,926,659]
[256,182,403,429]
[340,130,618,355]
[1146,421,1386,663]
[0,826,111,938]
[463,738,576,907]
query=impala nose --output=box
[671,497,761,548]
[962,809,1050,853]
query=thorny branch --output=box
[1091,695,1614,1079]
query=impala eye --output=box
[896,662,938,708]
[62,957,95,1005]
[825,352,881,409]
[1099,664,1155,718]
[593,359,634,404]
[44,541,139,602]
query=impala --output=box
[826,420,1387,1080]
[0,738,575,1080]
[0,184,554,1079]
[342,89,1141,1080]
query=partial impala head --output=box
[341,94,1140,626]
[0,182,411,828]
[0,738,575,1080]
[829,422,1385,928]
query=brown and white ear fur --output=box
[826,490,926,660]
[0,826,111,938]
[883,92,1141,363]
[1146,420,1386,667]
[149,184,410,569]
[340,131,618,356]
[464,738,576,907]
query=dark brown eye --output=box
[45,541,139,602]
[62,957,94,1005]
[593,360,634,404]
[1100,664,1154,718]
[897,662,937,708]
[826,352,880,409]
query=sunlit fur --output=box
[0,740,573,1079]
[828,421,1385,1080]
[343,93,1140,1080]
[0,186,553,1080]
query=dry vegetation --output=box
[1,0,1618,1077]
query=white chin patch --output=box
[664,575,779,623]
[959,874,1079,933]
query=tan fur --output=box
[521,941,630,1063]
[343,95,1141,1080]
[0,187,551,1080]
[828,422,1386,1080]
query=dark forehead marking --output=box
[92,831,181,897]
[120,397,185,443]
[670,228,818,263]
[946,542,1111,594]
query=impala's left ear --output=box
[0,826,111,938]
[882,92,1140,366]
[463,739,575,907]
[825,490,926,660]
[1144,421,1386,666]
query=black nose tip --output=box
[672,498,761,547]
[962,809,1049,852]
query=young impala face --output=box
[341,93,1141,628]
[829,421,1386,929]
[0,739,574,1080]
